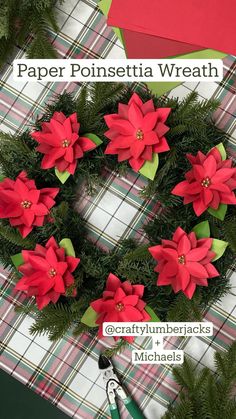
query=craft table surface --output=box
[0,1,236,418]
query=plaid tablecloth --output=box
[0,1,236,418]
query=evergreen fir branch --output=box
[148,147,178,189]
[73,322,95,337]
[204,374,219,418]
[194,366,211,391]
[27,30,57,59]
[75,83,129,134]
[36,92,76,127]
[30,302,75,341]
[0,0,11,39]
[104,339,130,358]
[33,201,86,251]
[116,258,156,284]
[75,85,89,128]
[0,0,60,67]
[163,398,194,419]
[163,343,236,419]
[15,302,38,315]
[214,341,236,386]
[124,244,152,261]
[0,224,35,249]
[222,213,236,253]
[169,91,220,125]
[89,82,128,115]
[42,8,59,34]
[167,124,188,139]
[0,132,34,159]
[33,0,55,13]
[119,238,139,252]
[172,358,196,391]
[0,236,20,268]
[167,293,203,322]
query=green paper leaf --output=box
[55,168,70,184]
[215,143,227,160]
[81,306,98,327]
[145,306,160,322]
[208,204,227,221]
[139,153,159,180]
[211,239,228,261]
[0,174,5,182]
[59,238,76,257]
[84,133,103,146]
[11,253,24,268]
[192,221,210,239]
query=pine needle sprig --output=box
[0,0,61,67]
[163,342,236,419]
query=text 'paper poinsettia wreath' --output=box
[31,111,102,184]
[149,221,228,299]
[13,237,80,310]
[104,93,171,180]
[79,273,160,342]
[172,143,236,220]
[0,171,59,238]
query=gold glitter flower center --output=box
[21,200,32,209]
[136,129,144,140]
[201,177,211,188]
[178,255,186,265]
[115,302,124,312]
[62,139,70,148]
[48,268,57,277]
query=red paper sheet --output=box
[108,0,236,55]
[123,29,203,58]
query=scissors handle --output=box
[124,397,146,419]
[110,403,120,419]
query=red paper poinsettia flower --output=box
[0,171,59,238]
[31,112,96,175]
[91,273,150,342]
[172,146,236,216]
[149,227,219,299]
[15,237,80,310]
[104,93,171,171]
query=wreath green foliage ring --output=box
[0,83,235,353]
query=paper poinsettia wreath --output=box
[0,84,235,348]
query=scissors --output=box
[99,354,146,419]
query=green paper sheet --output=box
[98,0,227,97]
